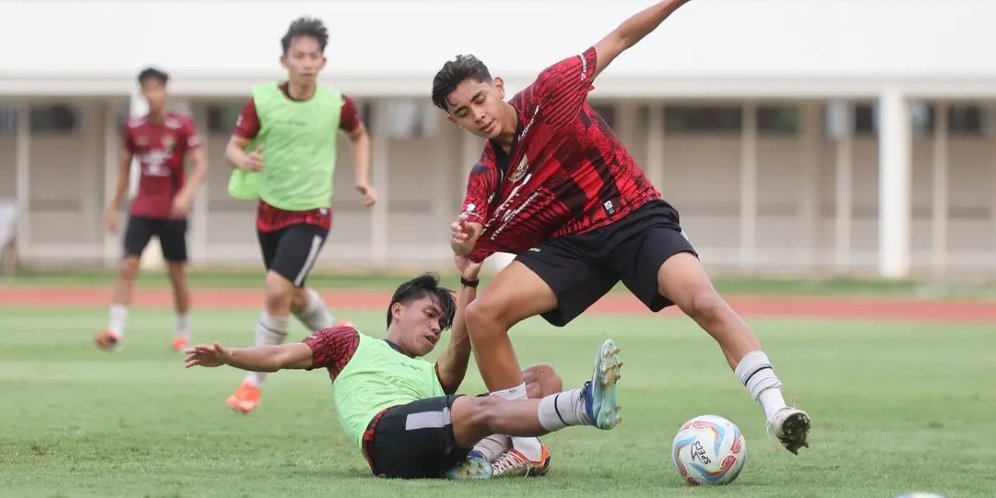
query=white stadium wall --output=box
[1,1,995,277]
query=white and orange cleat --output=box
[226,381,261,414]
[491,444,551,477]
[171,336,189,352]
[95,330,122,352]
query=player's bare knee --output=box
[683,290,730,325]
[119,258,140,280]
[465,297,514,334]
[167,263,185,284]
[523,363,563,398]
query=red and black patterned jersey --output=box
[460,47,661,263]
[303,326,361,380]
[255,202,333,233]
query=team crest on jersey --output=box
[509,156,529,183]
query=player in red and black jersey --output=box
[96,67,208,353]
[433,0,809,471]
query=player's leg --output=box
[449,339,623,478]
[279,219,335,331]
[228,224,330,413]
[96,216,151,350]
[160,218,191,351]
[657,252,809,453]
[610,200,809,454]
[466,240,617,474]
[470,363,566,464]
[226,227,285,413]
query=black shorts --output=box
[257,224,329,287]
[362,395,468,479]
[516,199,697,327]
[122,216,188,263]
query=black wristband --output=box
[460,276,480,288]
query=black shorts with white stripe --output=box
[362,395,468,479]
[257,223,329,288]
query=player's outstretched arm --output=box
[592,0,692,80]
[435,255,483,393]
[184,341,313,372]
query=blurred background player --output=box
[185,262,623,479]
[223,17,377,413]
[436,0,809,475]
[96,67,208,352]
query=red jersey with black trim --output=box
[233,83,363,233]
[125,112,201,219]
[460,47,661,263]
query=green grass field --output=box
[1,306,993,497]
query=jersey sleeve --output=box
[184,117,202,149]
[534,47,598,128]
[233,97,261,140]
[459,147,499,225]
[302,326,361,378]
[339,95,363,132]
[123,125,137,154]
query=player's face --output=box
[140,79,167,114]
[395,296,445,357]
[281,36,327,85]
[445,77,508,139]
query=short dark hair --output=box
[281,17,329,54]
[431,54,492,111]
[386,273,456,331]
[137,67,169,86]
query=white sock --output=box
[472,435,511,463]
[244,312,289,388]
[759,387,788,421]
[491,383,543,461]
[108,304,128,338]
[537,388,589,431]
[175,314,190,339]
[735,351,787,421]
[294,288,334,331]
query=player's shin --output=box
[734,351,787,421]
[244,312,289,387]
[293,288,334,331]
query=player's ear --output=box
[494,77,505,100]
[446,114,458,126]
[279,54,289,69]
[318,56,327,70]
[390,302,404,323]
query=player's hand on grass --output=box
[356,182,377,207]
[184,342,232,368]
[104,208,118,234]
[454,254,483,281]
[239,146,265,172]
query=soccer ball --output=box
[672,415,746,485]
[895,494,948,498]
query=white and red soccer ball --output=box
[672,415,747,485]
